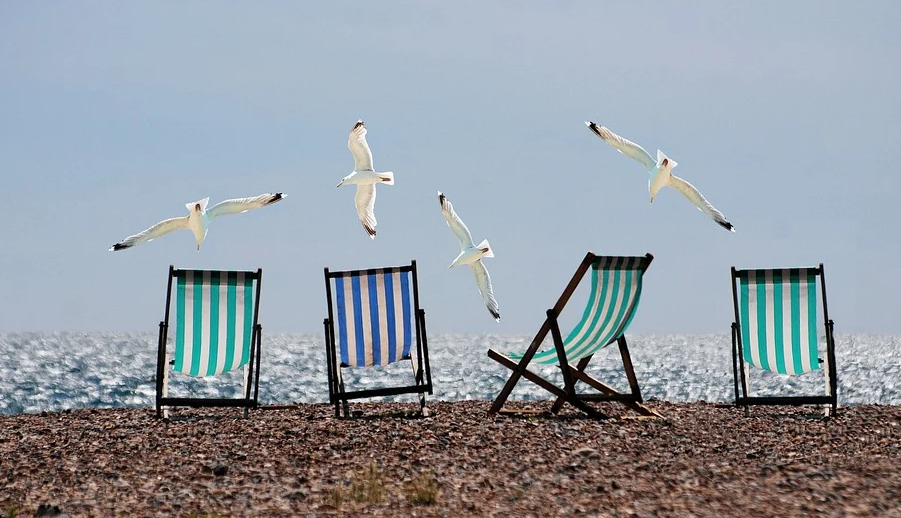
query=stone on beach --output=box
[1,401,900,517]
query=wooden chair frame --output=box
[488,252,658,419]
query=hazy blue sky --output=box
[1,1,899,334]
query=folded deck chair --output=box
[488,252,658,419]
[323,260,433,418]
[155,266,263,418]
[731,264,838,416]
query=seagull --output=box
[336,120,394,238]
[438,191,500,322]
[585,121,735,232]
[109,193,286,251]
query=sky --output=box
[1,1,899,335]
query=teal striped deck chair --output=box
[488,252,658,419]
[155,266,263,418]
[323,261,433,418]
[731,264,838,415]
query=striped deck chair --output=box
[323,260,432,417]
[488,252,658,419]
[155,266,263,418]
[731,264,838,415]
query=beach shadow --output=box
[346,409,430,421]
[255,403,432,420]
[161,413,245,423]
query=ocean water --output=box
[1,333,899,415]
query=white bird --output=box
[585,121,735,232]
[110,193,286,251]
[438,191,500,322]
[336,120,394,238]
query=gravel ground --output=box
[1,400,900,517]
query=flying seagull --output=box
[438,191,500,322]
[110,193,286,251]
[585,121,735,232]
[336,120,394,238]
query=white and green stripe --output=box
[510,256,646,365]
[738,268,819,375]
[173,270,255,377]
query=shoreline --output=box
[2,400,900,517]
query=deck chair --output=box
[155,266,263,418]
[731,264,838,416]
[323,260,433,418]
[488,252,658,419]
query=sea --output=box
[1,333,899,415]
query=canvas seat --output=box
[488,252,658,419]
[730,264,838,415]
[323,260,432,417]
[155,266,263,418]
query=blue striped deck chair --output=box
[488,252,658,419]
[155,266,263,418]
[323,260,433,418]
[731,264,838,416]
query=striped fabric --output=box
[332,268,413,368]
[173,270,255,377]
[512,256,647,365]
[738,268,820,375]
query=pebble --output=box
[1,401,899,517]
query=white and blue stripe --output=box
[333,269,413,367]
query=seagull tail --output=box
[477,239,494,258]
[378,172,394,185]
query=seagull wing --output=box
[668,174,736,232]
[354,184,378,238]
[438,192,474,249]
[585,121,657,173]
[348,120,374,171]
[470,260,500,321]
[207,193,285,221]
[110,216,189,251]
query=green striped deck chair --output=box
[488,252,658,419]
[155,266,263,418]
[323,260,433,418]
[731,264,838,415]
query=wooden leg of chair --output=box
[335,366,348,418]
[617,336,643,403]
[823,354,832,417]
[548,310,579,415]
[743,363,751,417]
[488,321,551,414]
[551,356,591,414]
[488,350,610,419]
[242,363,251,419]
[160,355,171,419]
[567,368,659,417]
[409,349,427,415]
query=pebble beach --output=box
[2,400,900,517]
